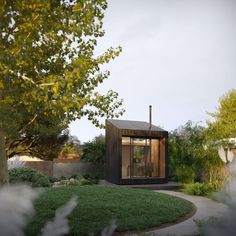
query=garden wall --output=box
[25,161,53,177]
[24,159,104,179]
[53,159,104,179]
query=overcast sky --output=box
[69,0,236,143]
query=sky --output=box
[69,0,236,143]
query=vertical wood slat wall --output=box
[105,119,168,185]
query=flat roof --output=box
[107,119,167,132]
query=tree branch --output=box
[19,114,38,135]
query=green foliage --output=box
[168,121,206,182]
[169,121,225,189]
[60,133,82,155]
[207,89,236,141]
[60,176,67,180]
[200,146,225,191]
[8,131,69,160]
[184,182,213,196]
[25,185,193,235]
[83,173,100,181]
[0,0,125,183]
[80,177,98,185]
[9,167,51,187]
[48,176,59,183]
[68,174,81,180]
[176,166,195,184]
[58,178,80,186]
[55,176,98,186]
[81,135,105,163]
[0,1,124,137]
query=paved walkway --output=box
[145,190,229,236]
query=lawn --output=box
[25,185,193,235]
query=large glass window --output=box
[121,137,165,179]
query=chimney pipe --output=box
[149,105,152,130]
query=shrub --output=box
[83,173,99,180]
[60,176,67,180]
[168,175,178,182]
[81,136,105,164]
[80,178,96,185]
[82,174,99,184]
[176,166,195,183]
[9,167,51,187]
[69,174,81,180]
[184,182,213,196]
[48,176,59,183]
[58,178,80,186]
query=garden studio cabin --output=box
[105,119,168,185]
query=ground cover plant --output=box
[9,167,51,187]
[184,182,213,196]
[25,185,193,235]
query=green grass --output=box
[25,185,193,235]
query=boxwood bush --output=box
[9,167,51,187]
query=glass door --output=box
[130,138,149,178]
[121,137,164,179]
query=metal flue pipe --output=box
[148,105,152,177]
[149,105,152,130]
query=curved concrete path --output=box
[145,190,229,236]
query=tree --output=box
[60,132,82,156]
[8,132,70,160]
[168,121,206,183]
[81,135,105,164]
[169,121,224,189]
[0,1,124,184]
[206,89,236,142]
[5,114,68,159]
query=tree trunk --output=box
[0,131,9,185]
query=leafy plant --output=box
[206,89,236,141]
[68,174,81,180]
[54,176,98,187]
[60,134,82,156]
[168,121,206,182]
[0,0,124,184]
[184,182,213,196]
[48,176,59,184]
[83,173,99,181]
[169,120,226,189]
[9,167,51,187]
[81,135,105,164]
[80,178,97,185]
[176,166,195,184]
[82,174,99,184]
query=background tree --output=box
[8,132,70,161]
[81,135,105,164]
[168,121,205,183]
[60,132,82,156]
[0,0,124,184]
[206,89,236,144]
[168,121,223,188]
[5,114,68,160]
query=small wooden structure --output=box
[105,119,168,185]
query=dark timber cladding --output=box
[105,119,168,185]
